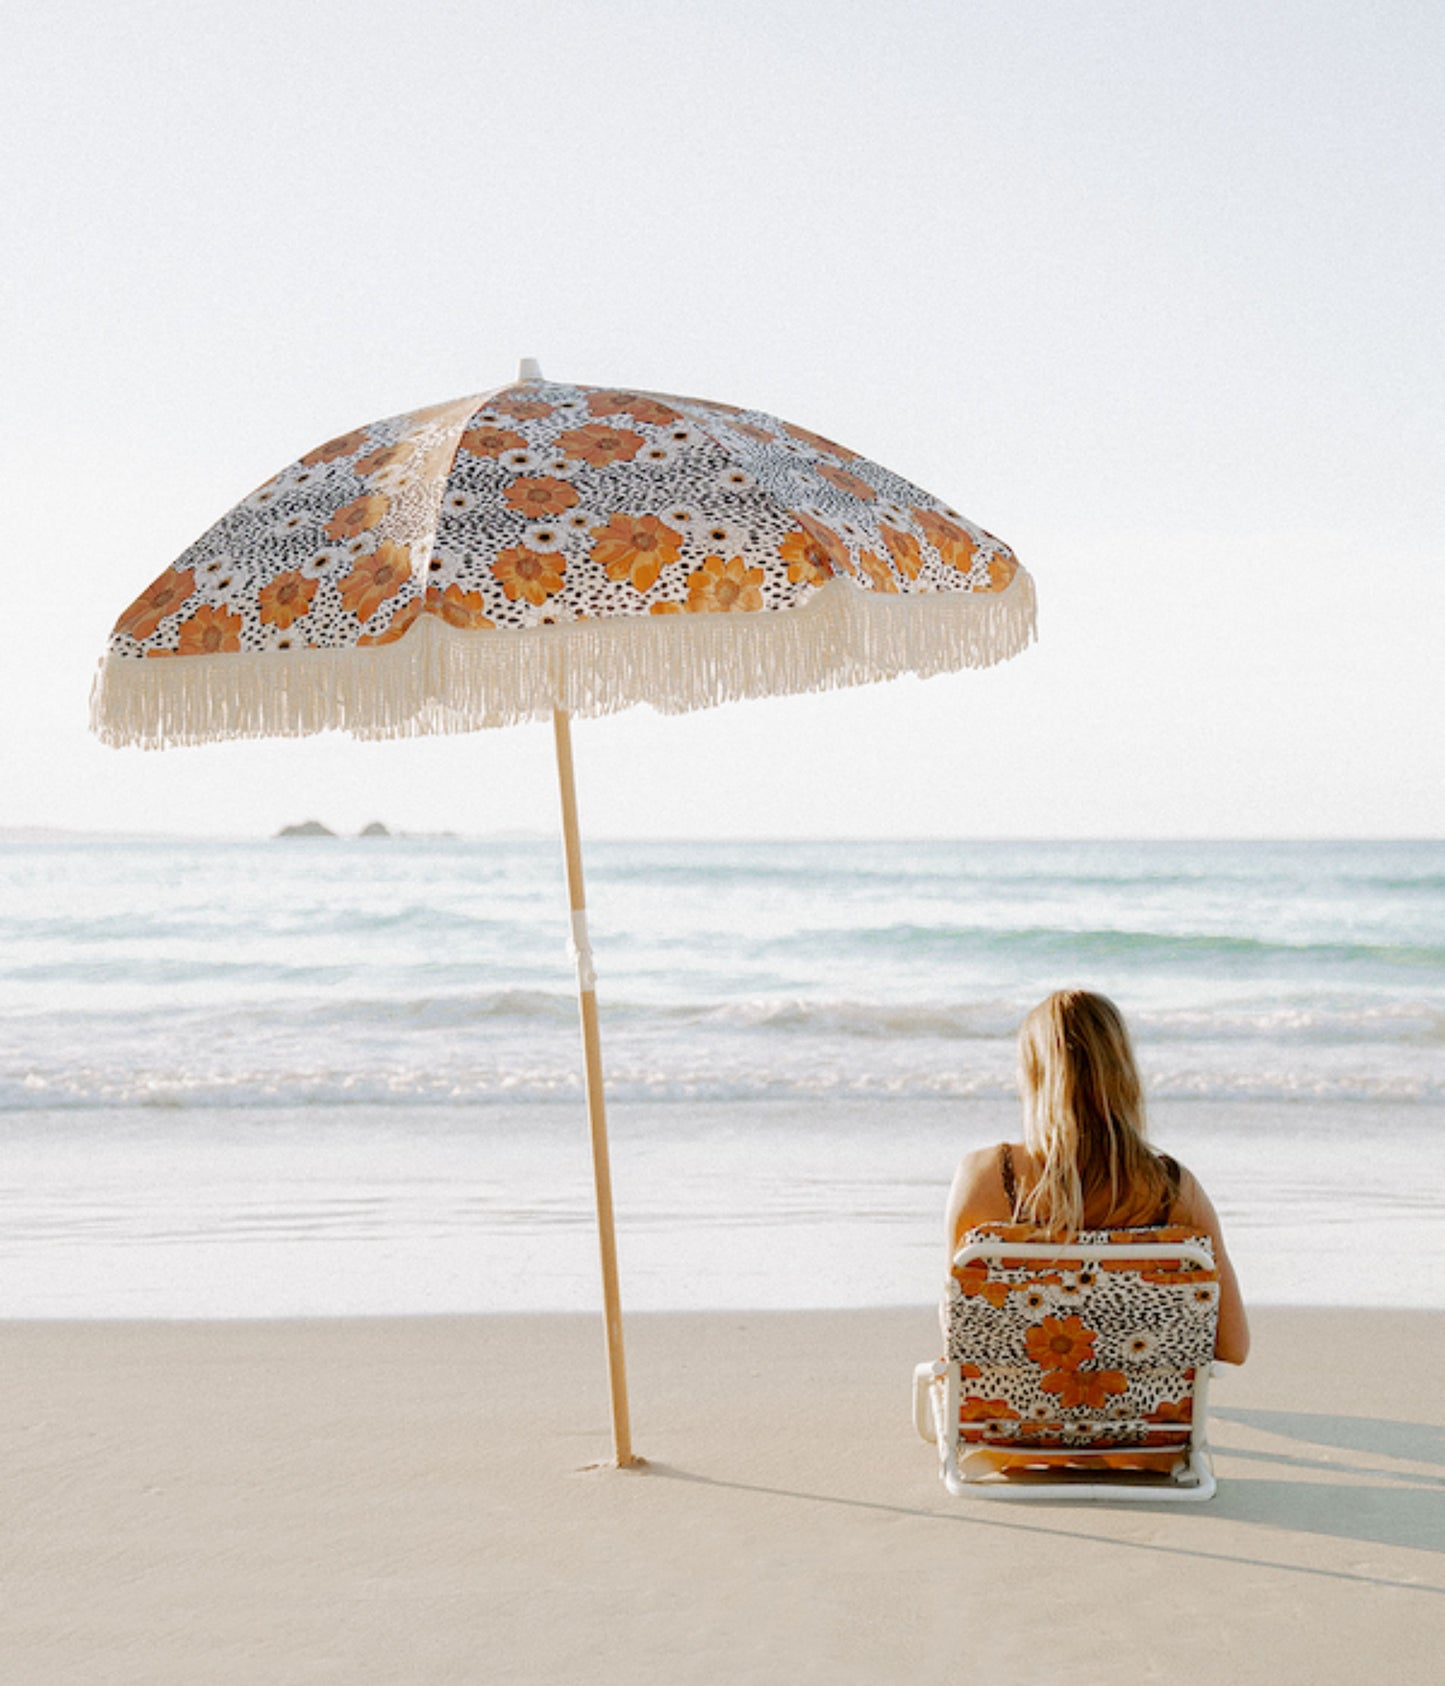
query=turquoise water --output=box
[1,838,1442,1313]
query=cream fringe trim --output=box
[90,570,1037,749]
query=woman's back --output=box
[1000,1140,1179,1228]
[946,1139,1179,1246]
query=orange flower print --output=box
[354,442,414,478]
[951,1266,1010,1309]
[492,546,566,607]
[727,420,774,445]
[114,568,196,640]
[794,513,855,574]
[819,463,876,500]
[960,1396,1021,1422]
[1146,1398,1194,1425]
[339,541,411,621]
[1041,1367,1129,1410]
[783,421,859,460]
[460,425,525,458]
[984,552,1018,592]
[301,428,368,466]
[358,596,423,647]
[325,494,390,542]
[915,508,964,545]
[430,584,494,630]
[880,525,924,580]
[591,513,683,594]
[587,390,681,426]
[938,532,977,573]
[174,603,243,656]
[684,555,765,614]
[256,570,317,629]
[1025,1315,1097,1372]
[777,528,835,588]
[557,423,644,468]
[857,551,898,593]
[491,397,555,421]
[648,600,684,615]
[915,508,978,572]
[627,397,682,426]
[504,477,580,518]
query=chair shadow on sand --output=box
[1214,1405,1444,1469]
[1205,1406,1445,1558]
[648,1403,1445,1585]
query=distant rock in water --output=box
[358,821,391,838]
[275,819,337,838]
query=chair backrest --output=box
[943,1225,1220,1451]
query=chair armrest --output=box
[914,1361,948,1442]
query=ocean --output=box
[1,837,1442,1316]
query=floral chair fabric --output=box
[942,1225,1219,1452]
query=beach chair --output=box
[913,1225,1220,1501]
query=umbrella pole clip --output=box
[568,908,598,993]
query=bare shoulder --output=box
[951,1142,1005,1188]
[949,1140,1023,1203]
[945,1141,1017,1253]
[1166,1159,1250,1363]
[1169,1161,1221,1229]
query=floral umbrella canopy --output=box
[92,363,1037,1464]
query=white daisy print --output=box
[522,522,567,554]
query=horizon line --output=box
[2,827,1441,846]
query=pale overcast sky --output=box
[2,0,1440,838]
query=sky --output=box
[2,0,1441,839]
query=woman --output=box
[945,989,1249,1363]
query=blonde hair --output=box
[1015,990,1173,1234]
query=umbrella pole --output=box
[551,707,637,1468]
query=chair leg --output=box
[927,1363,963,1490]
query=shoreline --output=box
[5,1095,1442,1320]
[3,1306,1441,1682]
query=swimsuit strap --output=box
[999,1141,1018,1216]
[1155,1152,1181,1224]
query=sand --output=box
[1,1307,1441,1684]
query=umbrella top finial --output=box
[517,357,543,382]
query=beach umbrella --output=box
[91,361,1037,1466]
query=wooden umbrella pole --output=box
[551,708,636,1468]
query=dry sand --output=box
[1,1307,1441,1684]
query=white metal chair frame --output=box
[914,1234,1219,1502]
